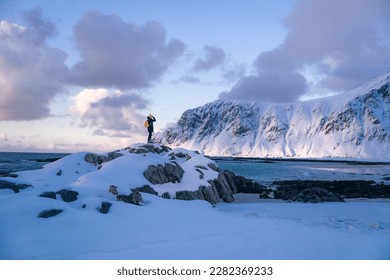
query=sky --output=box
[0,0,389,153]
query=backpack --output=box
[144,120,149,128]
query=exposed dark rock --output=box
[56,189,79,202]
[126,144,171,154]
[207,163,218,171]
[161,192,171,199]
[117,189,143,205]
[274,186,344,203]
[176,190,205,201]
[39,191,57,200]
[143,163,184,184]
[38,209,63,218]
[196,168,205,179]
[173,152,192,161]
[0,180,32,193]
[99,201,112,214]
[195,165,208,170]
[259,191,270,199]
[134,184,158,196]
[33,157,62,163]
[273,180,390,199]
[56,170,62,176]
[84,152,123,167]
[108,185,118,196]
[208,174,235,203]
[171,167,270,204]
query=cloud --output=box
[21,7,57,42]
[0,10,69,120]
[0,132,8,141]
[221,0,390,102]
[178,45,246,85]
[192,45,226,72]
[219,71,307,103]
[69,11,186,90]
[71,89,149,134]
[175,75,201,84]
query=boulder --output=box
[39,191,57,200]
[84,152,123,167]
[99,201,112,214]
[38,209,63,218]
[0,180,32,193]
[57,189,79,202]
[143,163,184,184]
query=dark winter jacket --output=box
[147,116,156,132]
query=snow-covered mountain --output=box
[162,72,390,159]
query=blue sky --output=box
[1,0,389,152]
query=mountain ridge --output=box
[162,72,390,159]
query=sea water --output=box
[213,158,390,185]
[0,152,69,176]
[1,151,389,185]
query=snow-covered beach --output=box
[1,144,390,260]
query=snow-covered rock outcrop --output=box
[162,72,390,159]
[0,144,267,217]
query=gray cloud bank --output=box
[220,0,390,102]
[69,11,186,90]
[0,9,185,121]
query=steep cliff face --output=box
[162,73,390,159]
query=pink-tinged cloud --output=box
[71,89,148,135]
[0,8,68,120]
[69,11,186,90]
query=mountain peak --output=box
[162,73,390,159]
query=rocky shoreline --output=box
[1,144,390,205]
[267,179,390,203]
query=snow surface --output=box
[1,144,390,260]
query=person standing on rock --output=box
[145,113,156,143]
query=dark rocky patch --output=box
[143,163,184,184]
[56,189,79,202]
[273,180,390,201]
[0,180,32,193]
[84,152,123,167]
[108,185,118,196]
[134,184,159,196]
[39,191,57,200]
[33,157,63,163]
[126,144,171,154]
[38,209,63,218]
[274,186,344,203]
[99,201,112,214]
[117,189,143,205]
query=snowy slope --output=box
[162,72,390,159]
[1,144,390,260]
